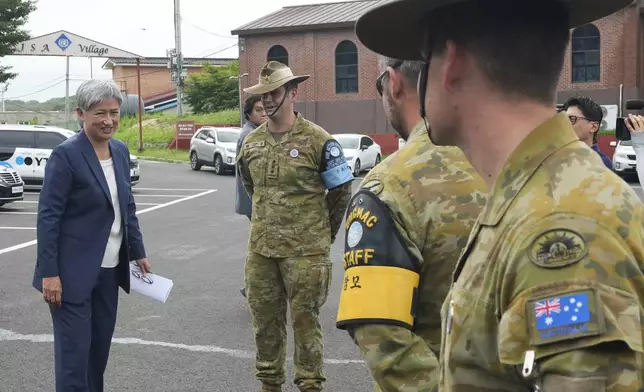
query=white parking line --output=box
[134,188,216,192]
[0,227,36,230]
[0,189,217,256]
[132,194,194,198]
[0,327,364,365]
[0,212,37,215]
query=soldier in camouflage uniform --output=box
[237,61,354,392]
[335,56,486,392]
[354,0,643,391]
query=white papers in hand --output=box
[129,263,174,303]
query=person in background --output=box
[625,113,644,189]
[563,96,613,168]
[336,56,487,391]
[236,95,267,298]
[33,79,152,392]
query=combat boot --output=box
[259,383,282,392]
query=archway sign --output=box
[11,30,146,151]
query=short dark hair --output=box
[562,96,603,123]
[379,56,423,89]
[425,0,570,104]
[243,95,262,120]
[563,95,603,143]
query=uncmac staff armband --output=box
[336,189,420,330]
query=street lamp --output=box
[230,73,249,126]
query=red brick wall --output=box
[239,6,640,104]
[238,28,380,102]
[557,5,638,91]
[111,66,204,100]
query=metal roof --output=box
[102,57,236,69]
[231,0,392,36]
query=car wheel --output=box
[353,159,361,177]
[190,152,201,171]
[213,154,223,175]
[375,154,381,166]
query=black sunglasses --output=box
[376,60,404,96]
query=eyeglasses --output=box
[568,115,597,125]
[131,267,154,284]
[376,60,404,96]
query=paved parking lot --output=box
[0,159,642,392]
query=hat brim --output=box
[355,0,633,60]
[243,75,310,95]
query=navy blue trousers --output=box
[49,268,119,392]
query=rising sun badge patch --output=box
[528,229,588,268]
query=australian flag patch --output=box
[528,289,600,346]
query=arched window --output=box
[267,45,288,66]
[335,40,359,94]
[571,24,600,83]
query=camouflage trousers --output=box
[245,251,332,391]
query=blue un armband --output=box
[320,139,354,189]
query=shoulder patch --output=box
[528,229,587,268]
[361,178,384,196]
[526,289,601,346]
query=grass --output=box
[113,109,241,156]
[133,148,191,162]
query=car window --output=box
[619,140,632,146]
[362,137,374,147]
[35,132,66,149]
[215,130,239,143]
[335,136,359,149]
[0,130,35,148]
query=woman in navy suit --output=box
[33,79,152,392]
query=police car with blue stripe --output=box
[0,124,140,189]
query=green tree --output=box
[0,0,37,83]
[184,61,240,114]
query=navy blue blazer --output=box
[32,130,146,304]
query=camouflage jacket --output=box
[237,112,353,258]
[440,113,644,391]
[335,121,487,392]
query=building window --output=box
[571,24,600,83]
[335,40,359,94]
[267,45,288,65]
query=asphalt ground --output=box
[0,160,642,392]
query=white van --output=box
[0,124,140,189]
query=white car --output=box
[0,124,140,190]
[610,140,637,178]
[334,133,382,177]
[189,126,241,175]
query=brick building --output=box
[102,57,235,113]
[232,0,644,135]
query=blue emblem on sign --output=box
[534,293,590,331]
[55,33,72,51]
[0,161,12,169]
[15,156,24,166]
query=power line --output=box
[2,100,67,120]
[203,43,238,58]
[5,79,67,100]
[181,17,236,39]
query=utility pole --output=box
[230,73,249,126]
[174,0,184,117]
[0,83,7,112]
[65,56,70,126]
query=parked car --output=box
[0,124,140,189]
[609,140,638,178]
[0,165,24,207]
[333,133,382,177]
[189,126,241,175]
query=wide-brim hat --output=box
[355,0,633,60]
[243,61,310,95]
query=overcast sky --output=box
[1,0,346,102]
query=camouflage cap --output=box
[355,0,632,60]
[243,61,310,95]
